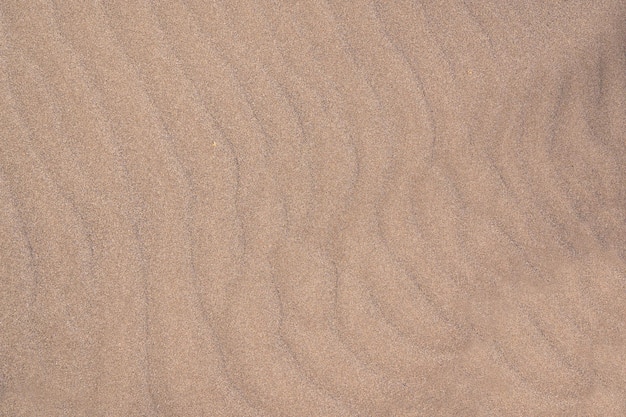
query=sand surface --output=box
[1,1,626,416]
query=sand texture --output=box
[1,1,626,416]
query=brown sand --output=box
[1,1,626,416]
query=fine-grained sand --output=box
[1,1,625,416]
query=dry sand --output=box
[1,1,626,416]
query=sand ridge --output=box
[1,1,625,416]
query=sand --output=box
[1,1,626,416]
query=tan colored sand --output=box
[1,1,626,416]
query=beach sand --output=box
[1,1,625,415]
